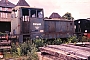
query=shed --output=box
[49,12,62,19]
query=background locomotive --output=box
[74,19,90,38]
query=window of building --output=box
[5,13,7,18]
[0,7,2,11]
[5,8,8,11]
[8,8,12,11]
[0,13,8,18]
[1,13,3,18]
[3,13,6,18]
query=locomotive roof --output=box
[13,6,43,10]
[74,19,90,21]
[44,19,73,22]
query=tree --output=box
[62,12,74,20]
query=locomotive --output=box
[74,19,90,38]
[11,6,74,42]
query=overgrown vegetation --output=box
[67,36,78,43]
[3,38,63,59]
[10,40,39,60]
[67,36,90,43]
[34,38,62,46]
[2,36,90,59]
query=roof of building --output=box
[16,0,30,6]
[49,12,62,19]
[0,0,15,8]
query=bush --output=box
[4,53,12,59]
[87,38,90,42]
[67,36,78,43]
[10,40,39,60]
[52,39,62,45]
[46,40,53,45]
[11,43,17,53]
[27,43,39,60]
[17,47,21,56]
[20,42,28,55]
[33,39,44,48]
[3,49,12,59]
[82,36,88,42]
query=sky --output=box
[9,0,90,19]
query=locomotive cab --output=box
[11,6,44,42]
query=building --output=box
[0,0,15,33]
[49,12,62,19]
[16,0,30,6]
[0,0,29,33]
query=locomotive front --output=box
[11,6,44,42]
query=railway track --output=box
[39,43,90,60]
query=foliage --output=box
[33,39,44,48]
[3,49,11,59]
[62,12,74,20]
[46,40,53,45]
[10,40,39,60]
[10,43,20,57]
[67,36,78,43]
[11,43,17,54]
[35,38,63,45]
[76,36,90,42]
[17,47,21,56]
[20,42,28,55]
[6,36,90,59]
[87,38,90,42]
[52,38,62,45]
[0,32,7,37]
[3,53,12,59]
[82,36,88,42]
[27,43,39,60]
[12,52,18,58]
